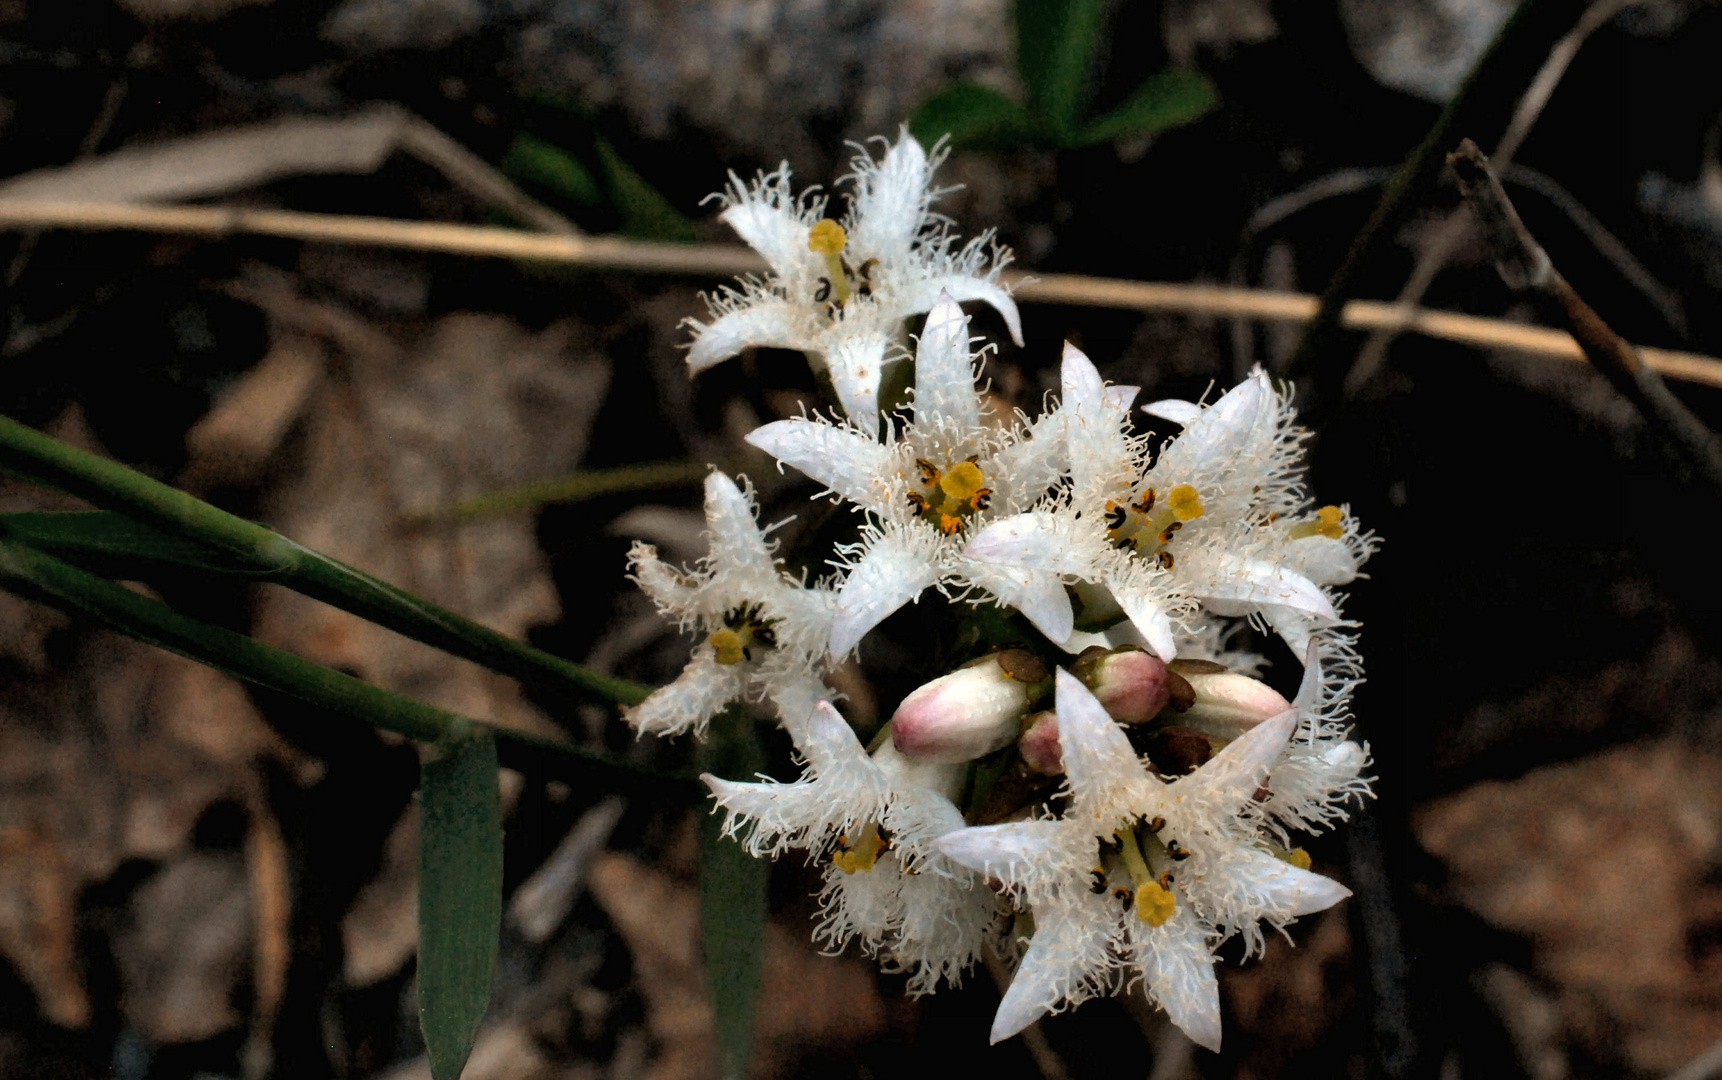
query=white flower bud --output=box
[890,651,1044,764]
[1016,711,1063,775]
[1174,671,1292,740]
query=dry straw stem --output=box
[0,197,1717,389]
[1449,137,1722,492]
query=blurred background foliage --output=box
[0,1,1720,1080]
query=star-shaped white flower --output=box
[935,669,1350,1049]
[966,359,1359,659]
[626,471,836,737]
[705,700,1001,992]
[746,294,1077,656]
[685,129,1022,430]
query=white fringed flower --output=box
[966,358,1367,660]
[747,294,1078,655]
[626,471,836,737]
[704,700,1001,992]
[685,129,1022,431]
[935,670,1350,1049]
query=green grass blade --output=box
[419,729,505,1080]
[698,710,768,1080]
[503,132,606,207]
[910,83,1040,151]
[596,137,697,242]
[1014,0,1106,142]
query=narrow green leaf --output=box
[0,511,256,576]
[1075,67,1218,147]
[503,133,605,207]
[595,137,697,243]
[909,83,1040,151]
[698,711,768,1080]
[417,460,707,523]
[419,729,504,1080]
[1015,0,1107,140]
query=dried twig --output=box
[1344,0,1648,395]
[1450,138,1722,492]
[0,197,1718,388]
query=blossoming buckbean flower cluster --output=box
[625,129,1377,1051]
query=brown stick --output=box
[0,196,1718,388]
[1449,138,1722,492]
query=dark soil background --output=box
[1,1,1722,1078]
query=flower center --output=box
[1091,820,1179,926]
[1105,483,1204,570]
[705,602,779,665]
[831,821,891,873]
[905,456,993,535]
[805,219,876,314]
[1286,505,1345,540]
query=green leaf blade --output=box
[0,510,256,576]
[698,712,768,1080]
[419,730,504,1080]
[503,133,605,207]
[1015,0,1107,142]
[1076,66,1219,147]
[910,83,1040,151]
[595,137,697,242]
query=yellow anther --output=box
[708,628,745,665]
[1134,880,1176,926]
[832,822,886,874]
[1285,847,1312,871]
[807,219,848,255]
[940,459,987,502]
[1315,505,1344,539]
[1168,484,1204,521]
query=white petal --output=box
[846,132,929,257]
[1136,905,1221,1051]
[627,542,699,614]
[1261,603,1316,660]
[702,472,773,575]
[1184,708,1297,811]
[1142,399,1202,424]
[962,560,1074,644]
[1110,584,1178,661]
[721,178,817,280]
[897,274,1024,347]
[913,294,980,429]
[933,819,1071,890]
[1160,372,1269,471]
[987,415,1066,509]
[1292,639,1322,715]
[1287,535,1361,586]
[745,418,893,512]
[964,513,1089,575]
[990,892,1115,1043]
[687,299,806,372]
[830,530,942,655]
[1060,344,1131,494]
[825,332,891,432]
[629,652,747,738]
[1104,385,1140,411]
[1055,669,1153,821]
[767,672,830,734]
[1186,552,1337,620]
[1231,849,1352,918]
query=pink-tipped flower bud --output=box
[1017,710,1063,775]
[890,649,1046,764]
[1071,645,1170,724]
[1174,669,1292,739]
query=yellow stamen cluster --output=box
[905,456,993,535]
[1287,505,1345,540]
[1110,823,1178,926]
[832,821,889,874]
[1105,482,1205,569]
[705,602,779,665]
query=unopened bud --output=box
[1017,711,1063,775]
[1072,645,1169,724]
[1175,670,1292,740]
[891,652,1042,763]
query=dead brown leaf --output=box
[587,849,887,1080]
[1415,741,1722,1072]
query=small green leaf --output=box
[698,711,768,1080]
[503,133,605,207]
[419,729,504,1080]
[909,83,1040,151]
[0,511,256,575]
[1015,0,1107,141]
[1075,67,1218,147]
[595,137,697,242]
